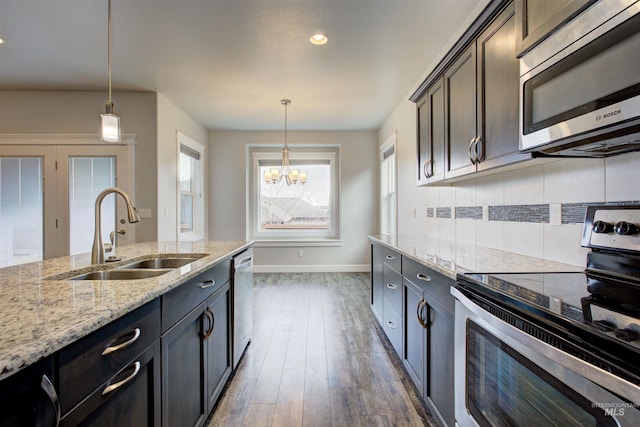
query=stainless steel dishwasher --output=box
[232,248,253,369]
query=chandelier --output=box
[264,99,307,185]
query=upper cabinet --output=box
[414,0,528,184]
[515,0,596,56]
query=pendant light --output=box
[264,99,307,185]
[100,0,121,142]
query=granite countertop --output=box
[369,234,583,280]
[0,240,252,381]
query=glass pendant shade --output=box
[100,113,121,143]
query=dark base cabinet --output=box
[0,357,57,427]
[370,241,455,427]
[161,282,232,427]
[60,342,161,427]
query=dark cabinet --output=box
[60,342,161,427]
[402,257,455,427]
[415,1,531,185]
[161,268,232,427]
[444,45,478,179]
[416,77,446,185]
[445,2,526,180]
[515,0,596,56]
[0,358,58,427]
[205,283,232,411]
[371,244,384,323]
[477,2,530,171]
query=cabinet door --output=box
[425,297,455,427]
[402,279,425,396]
[477,2,529,171]
[205,283,232,413]
[515,0,596,56]
[417,77,446,185]
[60,342,161,427]
[371,244,384,324]
[161,303,207,427]
[0,358,57,427]
[445,44,478,179]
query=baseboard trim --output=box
[254,264,370,273]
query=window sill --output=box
[252,239,343,248]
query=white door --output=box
[0,143,132,266]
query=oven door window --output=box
[466,320,615,426]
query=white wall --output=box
[208,130,378,271]
[0,90,159,243]
[156,93,209,241]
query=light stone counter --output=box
[0,240,252,381]
[369,235,583,279]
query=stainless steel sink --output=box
[118,256,202,270]
[68,269,170,281]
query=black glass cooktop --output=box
[458,271,640,351]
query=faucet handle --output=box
[104,243,113,253]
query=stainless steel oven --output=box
[519,0,640,157]
[452,203,640,426]
[453,285,640,426]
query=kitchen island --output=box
[0,240,251,380]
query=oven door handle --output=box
[451,286,640,406]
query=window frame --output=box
[380,132,397,236]
[247,145,341,246]
[177,132,205,242]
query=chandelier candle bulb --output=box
[264,170,272,182]
[300,171,307,183]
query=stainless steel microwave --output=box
[519,0,640,157]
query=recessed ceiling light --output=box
[0,38,4,45]
[309,33,328,45]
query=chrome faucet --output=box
[91,187,140,264]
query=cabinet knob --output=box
[592,220,613,234]
[614,221,639,236]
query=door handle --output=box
[40,375,60,427]
[203,307,215,340]
[474,136,484,163]
[416,297,425,327]
[423,158,433,178]
[468,137,478,164]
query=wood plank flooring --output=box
[206,272,436,427]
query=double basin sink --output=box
[52,254,207,281]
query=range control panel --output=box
[582,205,640,253]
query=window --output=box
[178,132,205,241]
[248,145,340,244]
[380,133,396,235]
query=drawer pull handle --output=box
[385,255,396,260]
[386,283,397,290]
[387,320,396,329]
[101,328,141,356]
[199,279,216,289]
[102,361,141,396]
[416,273,431,282]
[203,307,215,340]
[41,374,60,427]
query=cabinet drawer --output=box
[162,258,231,332]
[383,299,402,356]
[381,247,401,273]
[402,257,455,313]
[382,265,402,315]
[58,299,160,415]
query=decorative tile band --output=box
[489,204,549,223]
[561,203,590,225]
[426,201,638,224]
[455,206,483,220]
[436,207,451,219]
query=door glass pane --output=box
[68,157,116,256]
[0,157,43,267]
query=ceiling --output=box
[0,0,483,131]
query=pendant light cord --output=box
[107,0,113,108]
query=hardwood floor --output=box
[206,272,436,427]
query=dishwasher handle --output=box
[234,255,253,270]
